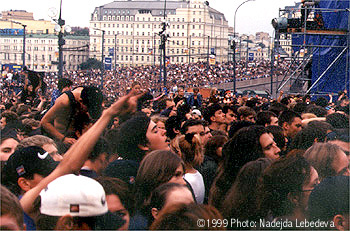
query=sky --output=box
[0,0,298,36]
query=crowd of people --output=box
[0,61,349,230]
[1,59,294,103]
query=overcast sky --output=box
[1,0,298,36]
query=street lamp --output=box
[93,28,105,89]
[48,0,71,78]
[10,21,26,69]
[233,0,255,93]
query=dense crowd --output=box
[1,59,295,103]
[0,61,349,230]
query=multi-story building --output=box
[89,0,229,67]
[0,33,89,72]
[0,10,56,34]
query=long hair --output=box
[209,125,267,210]
[177,133,204,170]
[134,150,184,214]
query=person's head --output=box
[203,104,226,125]
[0,185,24,230]
[36,174,125,230]
[288,121,333,151]
[0,111,18,129]
[326,128,350,160]
[165,116,183,140]
[304,143,350,181]
[151,115,167,131]
[149,203,223,230]
[2,146,57,196]
[177,87,184,97]
[95,177,132,230]
[134,150,186,212]
[266,125,287,153]
[149,183,194,222]
[278,110,302,138]
[57,78,73,92]
[237,106,256,123]
[222,105,237,125]
[177,133,204,169]
[256,111,278,127]
[326,113,349,129]
[0,136,19,161]
[204,135,228,163]
[80,86,103,120]
[131,81,141,94]
[308,176,349,231]
[193,87,199,95]
[222,158,274,222]
[86,138,110,174]
[111,114,168,162]
[16,135,62,161]
[305,105,327,117]
[180,119,205,140]
[258,153,319,218]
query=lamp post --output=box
[10,21,26,69]
[93,28,105,89]
[48,0,71,78]
[233,0,255,93]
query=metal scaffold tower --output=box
[271,0,349,97]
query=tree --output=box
[71,27,89,36]
[79,58,102,70]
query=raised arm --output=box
[21,91,144,215]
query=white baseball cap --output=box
[40,174,108,217]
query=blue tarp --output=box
[291,0,349,94]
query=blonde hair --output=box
[177,134,203,169]
[301,113,317,120]
[304,142,343,180]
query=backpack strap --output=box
[62,91,78,136]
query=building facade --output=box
[0,34,89,72]
[89,0,229,67]
[0,10,56,34]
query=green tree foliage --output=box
[79,58,102,70]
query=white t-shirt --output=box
[184,170,205,204]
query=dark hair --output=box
[315,97,329,107]
[237,106,256,120]
[109,114,150,162]
[293,102,308,115]
[134,150,184,214]
[95,176,133,213]
[222,158,274,223]
[256,111,277,126]
[88,137,110,161]
[202,104,223,124]
[165,116,182,140]
[278,110,301,127]
[266,125,286,153]
[228,120,255,138]
[0,185,24,230]
[305,105,327,117]
[149,203,223,230]
[258,154,312,218]
[204,135,228,163]
[268,102,288,116]
[326,113,349,129]
[209,125,268,210]
[57,78,73,92]
[1,110,18,125]
[288,121,333,151]
[180,119,204,134]
[308,176,349,223]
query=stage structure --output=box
[272,0,349,97]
